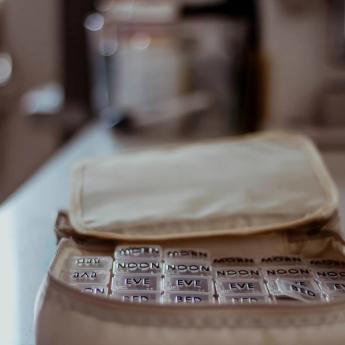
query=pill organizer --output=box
[35,132,345,345]
[58,249,345,305]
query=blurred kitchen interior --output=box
[1,0,345,201]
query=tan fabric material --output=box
[35,236,345,345]
[35,237,345,345]
[70,131,338,240]
[35,281,345,345]
[35,266,345,345]
[34,132,344,344]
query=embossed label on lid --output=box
[219,295,270,304]
[165,292,213,304]
[115,245,162,259]
[266,278,318,295]
[164,261,211,276]
[164,248,209,261]
[319,281,345,295]
[165,276,212,293]
[62,270,111,285]
[313,269,345,280]
[114,260,162,274]
[213,257,256,266]
[309,259,345,268]
[112,291,162,303]
[77,285,109,296]
[112,274,162,291]
[260,256,303,266]
[215,267,261,279]
[275,279,322,302]
[216,279,267,295]
[68,256,113,270]
[263,266,311,278]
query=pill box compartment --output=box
[51,225,345,306]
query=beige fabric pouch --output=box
[34,131,345,345]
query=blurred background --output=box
[1,0,345,202]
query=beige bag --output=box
[34,131,345,345]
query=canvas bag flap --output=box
[69,131,339,241]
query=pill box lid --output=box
[68,131,339,241]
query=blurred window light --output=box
[84,13,104,32]
[0,53,12,87]
[130,33,152,50]
[21,83,64,116]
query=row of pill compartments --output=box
[63,254,345,301]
